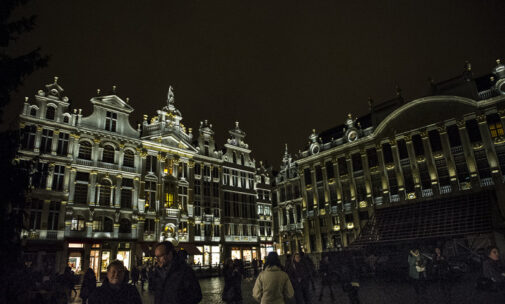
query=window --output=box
[145,219,155,233]
[105,111,117,132]
[78,141,92,160]
[194,180,201,195]
[98,179,112,206]
[119,218,131,233]
[102,145,115,163]
[367,148,378,168]
[204,166,210,177]
[40,129,53,154]
[123,150,134,167]
[145,181,157,211]
[338,157,348,175]
[240,154,245,165]
[412,135,424,156]
[489,122,504,138]
[382,143,394,163]
[397,139,408,159]
[63,115,69,123]
[194,163,201,176]
[30,107,37,116]
[466,120,482,143]
[52,165,65,191]
[28,200,43,230]
[34,162,49,189]
[232,170,238,187]
[203,181,211,196]
[447,125,462,147]
[248,173,254,189]
[71,216,85,231]
[21,125,36,150]
[57,133,69,156]
[93,216,113,232]
[212,183,219,197]
[352,153,362,171]
[47,201,60,230]
[428,130,442,152]
[223,169,229,185]
[304,168,312,185]
[74,172,89,204]
[46,106,55,120]
[325,161,334,179]
[315,165,323,182]
[257,204,264,215]
[146,155,157,173]
[240,172,246,188]
[121,179,133,209]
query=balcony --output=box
[143,233,156,242]
[374,197,383,205]
[480,177,494,187]
[98,161,119,171]
[421,188,434,198]
[450,146,463,154]
[224,235,258,243]
[440,185,452,194]
[390,194,400,203]
[331,205,339,214]
[92,232,112,238]
[76,158,93,166]
[25,229,65,240]
[165,209,180,217]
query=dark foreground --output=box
[69,272,503,304]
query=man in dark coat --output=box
[88,260,141,304]
[153,241,202,304]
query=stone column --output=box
[404,135,421,197]
[51,130,59,155]
[457,120,479,187]
[46,163,55,190]
[133,177,140,210]
[93,139,101,166]
[68,168,77,204]
[115,174,122,208]
[68,134,77,158]
[34,126,43,153]
[310,166,319,209]
[64,164,72,194]
[321,162,329,207]
[390,139,405,200]
[438,125,458,189]
[420,130,439,195]
[299,168,308,210]
[118,144,125,168]
[89,171,97,206]
[476,114,500,181]
[375,144,390,204]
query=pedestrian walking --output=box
[252,258,259,277]
[153,241,202,304]
[253,252,294,304]
[299,252,316,292]
[408,249,427,302]
[80,267,97,304]
[482,246,505,291]
[222,258,243,304]
[287,253,312,304]
[432,247,451,302]
[140,266,147,291]
[131,266,139,286]
[88,260,142,304]
[318,255,335,301]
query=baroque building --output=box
[272,60,505,256]
[17,81,274,277]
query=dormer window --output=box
[30,108,37,117]
[46,106,55,120]
[105,111,117,132]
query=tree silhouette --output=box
[0,0,48,302]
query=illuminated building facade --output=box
[273,60,505,256]
[17,80,273,276]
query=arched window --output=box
[233,152,237,164]
[78,141,92,160]
[123,150,134,167]
[99,179,112,206]
[102,145,115,163]
[30,108,37,117]
[119,218,131,233]
[46,106,55,120]
[63,115,69,123]
[240,154,245,165]
[104,217,113,232]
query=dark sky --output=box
[5,0,505,169]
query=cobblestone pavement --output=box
[71,272,504,304]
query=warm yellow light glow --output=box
[407,192,416,200]
[359,201,367,208]
[346,222,354,229]
[333,225,340,231]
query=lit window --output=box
[489,122,504,138]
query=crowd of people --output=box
[13,242,505,303]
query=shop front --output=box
[229,246,259,263]
[193,245,220,267]
[260,243,274,261]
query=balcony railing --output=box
[76,158,93,166]
[480,177,494,187]
[224,235,258,242]
[374,197,383,205]
[98,161,119,170]
[331,205,338,214]
[421,188,434,197]
[450,146,463,154]
[390,194,400,203]
[440,185,452,194]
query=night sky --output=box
[5,0,505,169]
